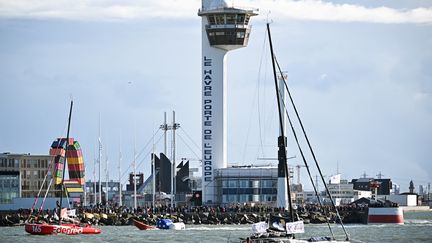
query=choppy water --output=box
[2,211,431,243]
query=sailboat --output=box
[25,101,101,235]
[241,23,350,243]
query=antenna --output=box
[336,161,339,174]
[376,172,384,179]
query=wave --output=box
[404,219,432,224]
[185,226,248,231]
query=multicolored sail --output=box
[49,138,85,193]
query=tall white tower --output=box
[198,0,258,204]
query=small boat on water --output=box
[25,223,101,235]
[133,219,156,230]
[24,101,101,235]
[156,219,186,230]
[133,219,185,230]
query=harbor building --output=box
[351,178,393,195]
[198,0,258,204]
[326,179,372,205]
[0,152,71,210]
[0,152,56,202]
[213,165,295,207]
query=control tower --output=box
[198,0,258,204]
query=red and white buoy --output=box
[368,207,404,224]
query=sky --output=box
[0,0,431,193]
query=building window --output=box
[236,32,245,38]
[207,15,216,25]
[228,180,238,188]
[239,180,249,188]
[225,14,235,24]
[239,194,249,202]
[262,180,274,188]
[236,14,245,24]
[228,194,237,202]
[215,15,224,25]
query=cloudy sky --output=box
[1,0,431,192]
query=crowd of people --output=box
[0,202,370,226]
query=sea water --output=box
[1,211,431,243]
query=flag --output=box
[66,209,76,217]
[252,222,268,234]
[285,220,304,234]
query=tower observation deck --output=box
[198,0,258,205]
[198,4,258,51]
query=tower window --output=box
[207,15,216,25]
[226,14,236,24]
[237,14,245,24]
[215,15,224,25]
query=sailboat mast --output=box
[98,115,102,205]
[133,133,137,210]
[105,156,109,204]
[93,157,96,205]
[59,100,73,225]
[172,111,177,207]
[119,136,122,207]
[267,23,294,221]
[84,165,87,207]
[152,129,156,208]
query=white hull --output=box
[243,238,349,243]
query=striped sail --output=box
[50,138,85,193]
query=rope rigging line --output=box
[135,128,162,162]
[177,133,201,161]
[119,132,164,186]
[179,127,202,154]
[36,177,54,220]
[241,26,269,163]
[275,58,350,241]
[27,153,55,221]
[274,64,335,239]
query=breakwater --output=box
[0,204,368,227]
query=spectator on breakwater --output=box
[1,202,368,227]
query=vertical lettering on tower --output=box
[203,56,213,182]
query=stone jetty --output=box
[0,204,368,227]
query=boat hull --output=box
[243,237,349,243]
[133,219,156,230]
[25,223,101,235]
[367,207,404,224]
